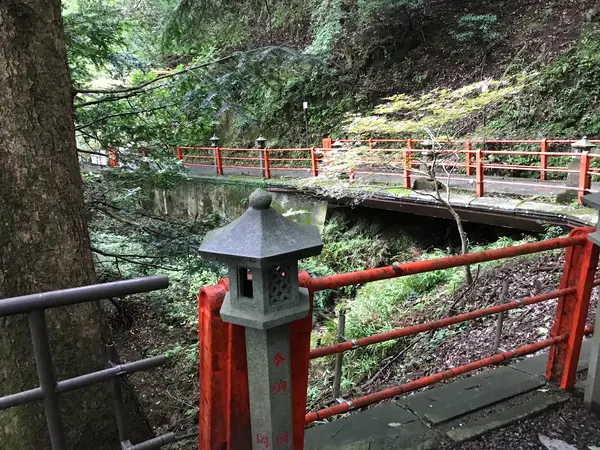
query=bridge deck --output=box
[304,339,592,449]
[185,164,600,197]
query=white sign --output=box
[303,102,308,110]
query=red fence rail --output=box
[198,227,600,449]
[103,138,600,204]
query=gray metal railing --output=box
[0,275,180,450]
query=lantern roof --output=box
[199,189,323,267]
[572,136,596,150]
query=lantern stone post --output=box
[199,189,323,449]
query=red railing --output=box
[104,138,599,204]
[198,227,600,449]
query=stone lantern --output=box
[199,189,323,449]
[572,136,596,153]
[210,134,220,148]
[332,139,345,150]
[255,135,267,150]
[420,139,435,179]
[256,136,267,177]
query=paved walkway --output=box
[304,339,592,449]
[185,165,600,197]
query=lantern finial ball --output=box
[249,189,272,210]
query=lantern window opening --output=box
[238,267,254,298]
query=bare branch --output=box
[75,105,171,131]
[78,148,107,157]
[91,247,179,271]
[73,52,238,95]
[74,85,166,108]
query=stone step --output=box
[304,402,439,450]
[398,366,545,425]
[446,393,570,443]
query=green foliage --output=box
[541,223,567,240]
[63,0,129,82]
[331,235,536,386]
[305,0,343,56]
[451,14,500,44]
[487,24,600,137]
[345,77,528,137]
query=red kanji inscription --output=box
[276,432,289,447]
[256,434,269,448]
[273,352,286,367]
[272,380,287,394]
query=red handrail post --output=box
[465,139,472,177]
[290,272,314,450]
[215,147,223,175]
[578,151,591,205]
[404,139,413,189]
[540,139,548,181]
[198,283,251,449]
[108,149,118,167]
[368,138,374,167]
[546,227,599,389]
[322,138,333,164]
[263,148,271,179]
[176,147,183,161]
[310,147,319,177]
[475,148,484,198]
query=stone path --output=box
[303,339,592,449]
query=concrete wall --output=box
[152,179,328,226]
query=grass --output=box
[307,229,567,404]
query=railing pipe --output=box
[56,356,167,394]
[540,139,548,180]
[0,355,168,410]
[476,147,484,197]
[579,150,591,205]
[263,148,271,179]
[107,344,129,443]
[310,287,573,359]
[404,139,412,188]
[215,147,223,175]
[128,433,176,450]
[0,275,168,317]
[310,147,319,177]
[306,334,567,423]
[465,139,472,176]
[29,309,66,450]
[309,234,586,291]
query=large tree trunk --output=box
[0,1,120,448]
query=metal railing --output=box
[0,275,179,450]
[198,227,600,449]
[103,137,600,205]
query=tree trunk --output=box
[0,1,119,448]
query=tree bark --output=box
[0,1,119,448]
